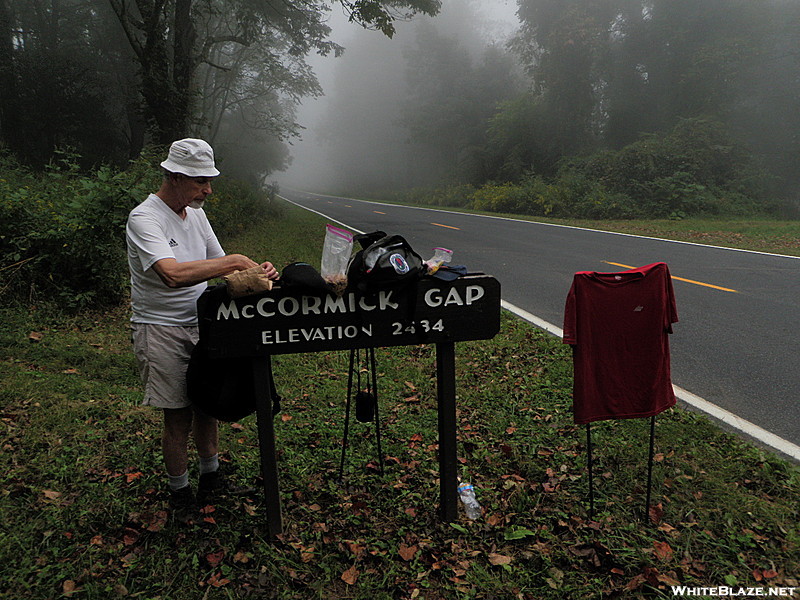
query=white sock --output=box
[198,454,219,475]
[168,470,189,491]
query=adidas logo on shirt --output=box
[168,238,178,248]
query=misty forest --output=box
[3,3,800,598]
[2,0,800,220]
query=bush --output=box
[567,118,775,218]
[0,148,281,310]
[469,180,549,215]
[388,185,476,208]
[204,178,283,240]
[0,150,158,309]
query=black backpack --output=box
[187,342,281,422]
[347,231,424,292]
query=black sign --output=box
[198,274,501,358]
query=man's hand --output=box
[260,261,280,280]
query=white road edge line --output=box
[501,300,800,462]
[288,191,800,260]
[281,193,800,461]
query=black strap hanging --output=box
[339,347,384,479]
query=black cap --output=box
[280,262,332,293]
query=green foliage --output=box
[203,180,285,242]
[455,118,777,220]
[0,149,157,309]
[385,185,476,208]
[0,148,282,311]
[563,118,776,218]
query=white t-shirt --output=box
[126,193,225,325]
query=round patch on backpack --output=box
[389,253,410,274]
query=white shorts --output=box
[131,323,199,410]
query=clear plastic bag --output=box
[425,247,453,274]
[320,224,353,293]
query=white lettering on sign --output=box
[261,324,374,345]
[216,291,399,321]
[424,285,485,308]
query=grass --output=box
[0,205,798,599]
[348,192,800,257]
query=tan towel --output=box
[224,266,273,298]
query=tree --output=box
[0,0,136,166]
[107,0,441,144]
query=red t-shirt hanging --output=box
[563,262,678,424]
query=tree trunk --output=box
[0,0,19,149]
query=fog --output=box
[277,0,521,194]
[275,0,800,207]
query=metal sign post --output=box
[197,274,501,536]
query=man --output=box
[126,138,279,522]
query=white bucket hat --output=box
[160,138,220,177]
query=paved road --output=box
[279,189,800,457]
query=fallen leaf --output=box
[653,541,673,561]
[656,571,681,586]
[341,565,359,585]
[658,523,677,534]
[344,541,364,557]
[398,543,418,561]
[488,553,513,566]
[233,550,250,564]
[62,580,77,595]
[144,510,168,532]
[281,413,292,422]
[29,331,43,342]
[206,550,225,567]
[207,572,230,587]
[125,472,143,483]
[487,514,504,526]
[62,368,79,374]
[42,490,61,501]
[122,528,140,546]
[649,503,664,524]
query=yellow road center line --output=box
[431,222,460,230]
[602,261,738,293]
[373,211,386,214]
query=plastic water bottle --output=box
[457,482,481,519]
